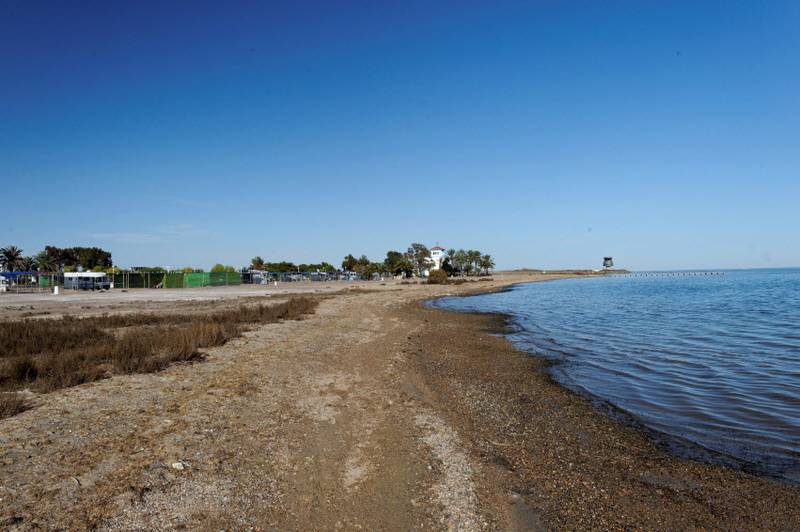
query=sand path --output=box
[0,285,493,530]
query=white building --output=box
[419,245,447,277]
[429,246,446,270]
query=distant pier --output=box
[613,271,725,277]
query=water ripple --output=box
[432,269,800,483]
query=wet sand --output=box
[1,273,798,529]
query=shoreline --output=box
[411,281,800,528]
[429,277,794,485]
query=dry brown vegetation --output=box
[0,296,319,417]
[0,392,30,418]
[426,269,449,284]
[427,273,493,285]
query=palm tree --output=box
[35,251,57,272]
[480,254,495,275]
[18,256,36,272]
[1,245,23,271]
[441,249,455,276]
[454,249,468,276]
[467,250,481,276]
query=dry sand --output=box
[1,273,798,530]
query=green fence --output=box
[112,271,242,288]
[113,272,165,288]
[183,272,240,287]
[184,272,209,287]
[163,273,185,288]
[210,272,241,286]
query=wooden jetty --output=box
[613,271,725,277]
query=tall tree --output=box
[77,247,113,270]
[43,246,112,270]
[467,250,481,275]
[1,245,23,271]
[406,243,431,277]
[384,250,413,277]
[441,257,455,276]
[34,250,57,272]
[251,256,265,270]
[360,261,386,279]
[341,254,358,271]
[262,261,296,272]
[18,256,36,271]
[44,245,72,269]
[480,254,495,275]
[318,262,337,273]
[454,249,468,276]
[355,255,371,275]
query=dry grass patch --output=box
[0,393,30,418]
[0,296,319,417]
[427,270,449,284]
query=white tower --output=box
[430,246,445,270]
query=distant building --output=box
[603,257,614,269]
[419,245,447,277]
[430,246,446,271]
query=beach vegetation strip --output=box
[0,296,319,417]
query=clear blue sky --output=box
[2,1,798,270]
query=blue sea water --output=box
[431,269,800,483]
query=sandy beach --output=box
[1,272,799,530]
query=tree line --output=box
[248,257,338,273]
[341,243,495,278]
[0,245,112,273]
[442,248,495,277]
[2,242,495,279]
[1,245,251,275]
[245,244,494,279]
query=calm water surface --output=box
[432,269,800,482]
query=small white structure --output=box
[429,246,446,271]
[64,272,111,290]
[420,245,447,277]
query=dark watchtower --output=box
[603,257,614,269]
